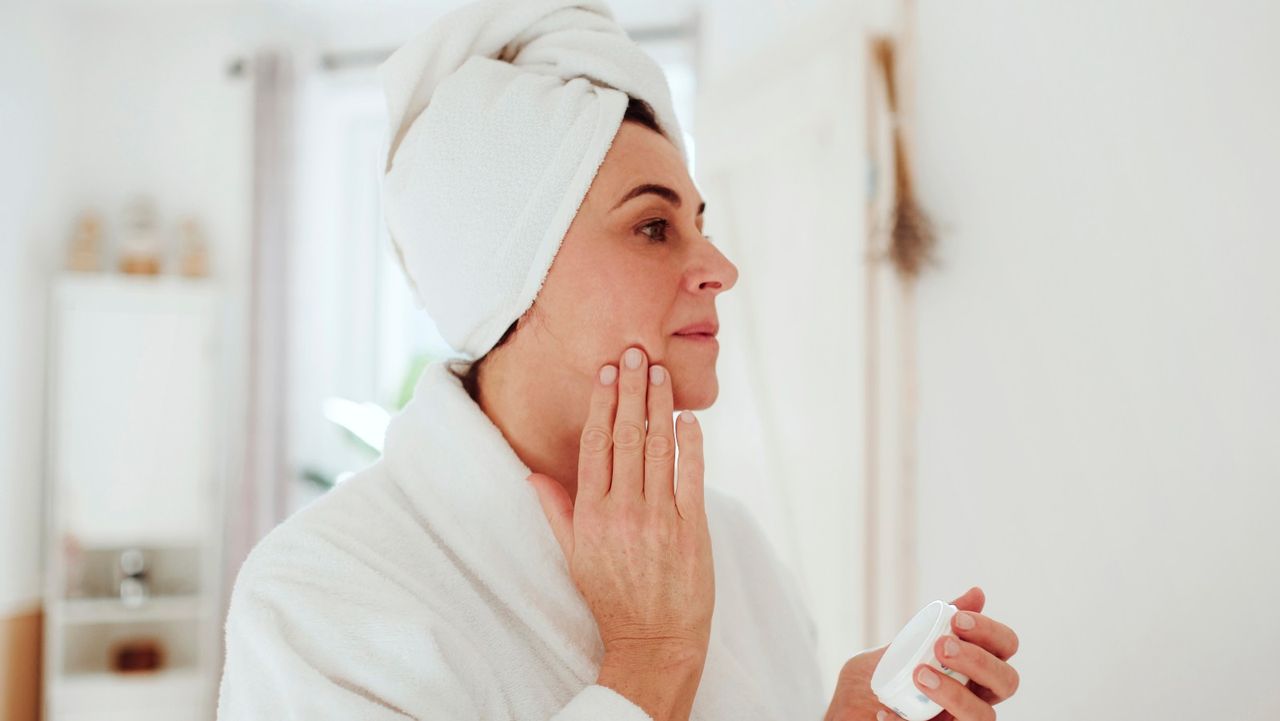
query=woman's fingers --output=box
[561,348,716,672]
[610,346,649,499]
[951,610,1020,661]
[643,364,676,504]
[673,410,704,520]
[933,634,1020,704]
[577,363,619,504]
[912,664,995,721]
[948,586,986,616]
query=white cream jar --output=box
[870,600,971,720]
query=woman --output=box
[216,1,1021,720]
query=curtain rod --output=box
[226,18,698,78]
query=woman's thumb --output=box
[526,473,574,560]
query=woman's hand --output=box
[528,346,714,721]
[826,586,1021,721]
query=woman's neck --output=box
[472,347,588,503]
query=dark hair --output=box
[622,95,663,135]
[451,95,666,403]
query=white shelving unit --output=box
[42,272,225,721]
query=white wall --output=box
[0,2,71,616]
[696,0,1280,717]
[699,0,910,79]
[0,0,256,614]
[911,2,1280,719]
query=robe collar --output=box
[380,358,776,718]
[381,359,605,676]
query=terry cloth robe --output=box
[216,359,827,720]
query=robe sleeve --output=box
[215,544,655,721]
[551,684,655,720]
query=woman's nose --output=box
[688,240,739,294]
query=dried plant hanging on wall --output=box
[871,37,937,280]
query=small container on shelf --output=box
[66,211,105,273]
[111,638,164,673]
[115,548,150,608]
[176,216,211,278]
[118,196,163,275]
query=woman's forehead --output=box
[592,124,698,208]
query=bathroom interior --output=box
[1,0,1277,719]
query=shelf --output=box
[52,667,210,717]
[54,270,217,296]
[63,545,202,599]
[57,667,204,690]
[57,595,208,625]
[45,272,226,721]
[61,618,199,676]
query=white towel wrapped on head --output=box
[379,0,687,361]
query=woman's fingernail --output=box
[599,365,617,385]
[650,365,665,385]
[679,410,695,423]
[955,612,975,630]
[877,711,889,721]
[624,347,643,369]
[918,667,940,689]
[943,637,959,657]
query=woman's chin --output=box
[673,375,718,411]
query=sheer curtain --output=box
[225,49,296,594]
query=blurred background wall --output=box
[910,4,1280,718]
[2,1,1278,720]
[1,5,68,717]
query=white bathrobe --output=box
[216,360,828,720]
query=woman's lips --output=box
[673,332,718,343]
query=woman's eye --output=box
[639,219,668,243]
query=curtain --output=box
[224,49,296,596]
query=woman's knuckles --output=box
[644,433,674,461]
[613,420,645,450]
[580,425,613,453]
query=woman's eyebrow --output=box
[612,183,706,216]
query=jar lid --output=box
[871,600,955,701]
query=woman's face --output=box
[519,120,739,411]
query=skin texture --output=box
[476,120,738,504]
